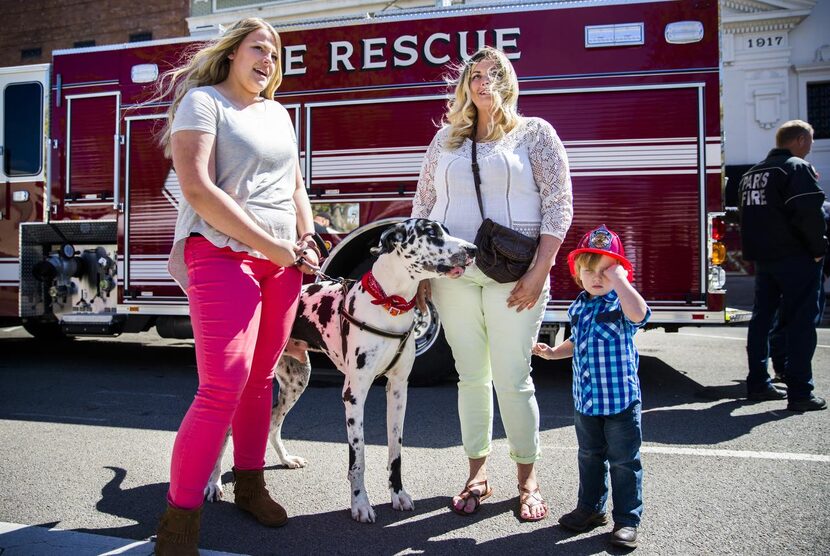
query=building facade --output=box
[722,0,829,196]
[0,0,189,67]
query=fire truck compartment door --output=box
[0,65,48,185]
[123,115,181,299]
[519,85,707,303]
[65,92,120,201]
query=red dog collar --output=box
[361,272,416,316]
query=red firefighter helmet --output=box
[567,224,634,281]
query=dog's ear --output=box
[371,223,407,256]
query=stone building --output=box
[722,0,829,196]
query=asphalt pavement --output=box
[0,277,828,555]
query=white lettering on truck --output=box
[314,28,520,74]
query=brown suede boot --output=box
[232,467,288,527]
[154,504,201,556]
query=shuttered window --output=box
[67,93,119,199]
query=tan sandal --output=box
[518,484,548,522]
[450,479,493,515]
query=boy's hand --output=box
[603,263,629,283]
[532,342,555,360]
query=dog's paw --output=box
[391,489,414,511]
[203,481,224,503]
[279,454,308,469]
[351,496,376,523]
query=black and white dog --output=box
[205,218,476,522]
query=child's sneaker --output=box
[558,507,608,532]
[610,525,638,548]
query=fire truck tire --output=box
[22,320,72,341]
[409,329,456,386]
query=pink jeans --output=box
[167,236,301,510]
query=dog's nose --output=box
[465,245,477,256]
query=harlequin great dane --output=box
[204,218,476,523]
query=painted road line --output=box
[10,413,108,423]
[0,521,245,556]
[678,331,830,349]
[94,390,181,398]
[542,445,829,463]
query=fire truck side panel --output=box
[5,0,725,338]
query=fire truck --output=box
[0,0,727,382]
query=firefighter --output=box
[738,119,827,412]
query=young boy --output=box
[533,224,650,549]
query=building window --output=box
[807,81,830,140]
[129,31,153,43]
[74,40,96,48]
[3,82,44,177]
[21,47,42,60]
[215,0,279,11]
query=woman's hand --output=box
[416,280,432,313]
[507,265,549,312]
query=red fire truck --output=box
[0,0,728,381]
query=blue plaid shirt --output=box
[568,290,651,416]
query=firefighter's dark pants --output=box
[747,255,824,400]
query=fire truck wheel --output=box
[22,320,72,341]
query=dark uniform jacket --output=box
[738,148,828,262]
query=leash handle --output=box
[297,232,323,260]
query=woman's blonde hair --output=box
[443,46,521,150]
[157,18,282,157]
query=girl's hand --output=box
[263,238,302,268]
[296,246,319,275]
[416,280,432,313]
[507,265,548,312]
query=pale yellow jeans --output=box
[431,264,549,464]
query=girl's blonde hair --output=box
[157,18,282,157]
[444,46,521,150]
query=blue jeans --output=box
[747,255,823,400]
[573,400,643,527]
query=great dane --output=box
[205,218,476,523]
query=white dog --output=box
[205,218,476,522]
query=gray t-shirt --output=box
[167,86,299,290]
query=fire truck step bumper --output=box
[60,314,124,336]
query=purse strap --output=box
[470,119,486,218]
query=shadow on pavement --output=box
[1,336,792,449]
[81,466,627,556]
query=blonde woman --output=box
[154,18,318,554]
[411,47,573,521]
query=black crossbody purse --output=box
[470,131,539,283]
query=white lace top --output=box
[411,117,573,243]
